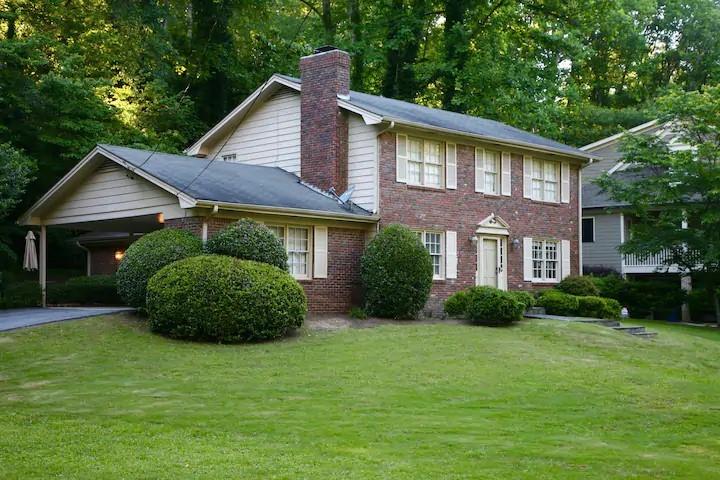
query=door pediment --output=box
[476,213,510,236]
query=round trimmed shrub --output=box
[116,229,202,308]
[537,290,579,316]
[204,219,288,271]
[146,255,306,342]
[361,224,433,319]
[444,290,470,317]
[507,290,536,310]
[465,287,524,326]
[556,275,600,297]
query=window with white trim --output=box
[406,137,444,188]
[483,149,501,194]
[416,230,445,279]
[531,158,560,202]
[221,153,237,162]
[267,224,311,279]
[532,239,559,282]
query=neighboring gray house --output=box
[581,120,690,276]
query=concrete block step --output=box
[632,331,658,339]
[612,325,647,335]
[526,306,546,315]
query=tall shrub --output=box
[116,229,202,308]
[361,224,433,319]
[204,219,288,270]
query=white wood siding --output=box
[348,115,378,211]
[44,161,182,225]
[210,90,301,174]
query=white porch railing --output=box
[622,249,679,274]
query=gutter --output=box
[194,200,380,224]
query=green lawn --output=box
[1,316,720,479]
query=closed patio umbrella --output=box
[23,230,38,271]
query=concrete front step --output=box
[612,325,647,335]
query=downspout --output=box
[76,242,91,276]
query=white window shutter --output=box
[446,143,457,190]
[396,134,408,183]
[561,161,570,203]
[523,155,532,199]
[475,147,485,193]
[313,226,328,279]
[523,237,533,281]
[561,239,571,279]
[446,231,457,279]
[501,152,512,196]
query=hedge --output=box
[465,287,525,326]
[47,275,122,305]
[146,255,306,342]
[577,295,621,319]
[204,219,288,270]
[0,281,41,309]
[116,229,203,309]
[557,275,600,297]
[537,290,580,316]
[361,224,433,319]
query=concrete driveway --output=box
[0,307,134,332]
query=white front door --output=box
[480,238,499,287]
[477,236,507,289]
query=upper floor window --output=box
[530,158,560,202]
[397,135,445,188]
[475,148,501,195]
[222,153,237,162]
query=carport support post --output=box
[39,225,47,308]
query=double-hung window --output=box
[416,231,445,279]
[267,225,311,279]
[484,149,501,194]
[221,153,237,162]
[531,239,559,282]
[530,159,560,202]
[406,137,444,188]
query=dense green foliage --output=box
[146,255,306,342]
[577,296,621,320]
[465,287,525,326]
[116,229,202,309]
[444,290,470,317]
[598,86,720,322]
[0,280,40,309]
[361,224,433,319]
[557,275,600,297]
[47,275,122,306]
[204,219,288,270]
[507,290,536,310]
[591,274,686,319]
[538,290,581,316]
[444,286,525,325]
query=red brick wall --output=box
[378,132,580,312]
[88,245,123,275]
[299,49,350,193]
[165,217,366,313]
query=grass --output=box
[1,315,720,479]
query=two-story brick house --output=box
[21,47,592,312]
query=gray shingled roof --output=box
[99,145,373,217]
[582,169,653,209]
[277,74,590,159]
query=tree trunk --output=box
[713,289,720,326]
[321,0,335,45]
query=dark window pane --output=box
[582,218,594,243]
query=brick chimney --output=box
[299,46,350,193]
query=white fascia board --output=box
[184,75,302,156]
[580,119,660,152]
[195,200,379,224]
[337,98,383,125]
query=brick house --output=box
[20,47,592,312]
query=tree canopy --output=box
[1,0,719,269]
[597,86,720,322]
